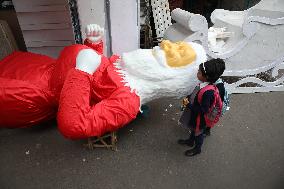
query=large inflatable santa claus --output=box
[0,24,206,139]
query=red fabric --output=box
[0,51,56,128]
[50,40,104,103]
[49,44,89,103]
[83,39,104,55]
[57,42,140,139]
[0,51,55,89]
[196,85,223,131]
[57,68,140,139]
[0,40,140,138]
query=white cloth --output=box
[200,82,210,89]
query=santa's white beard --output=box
[114,42,207,105]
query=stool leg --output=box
[84,132,118,151]
[111,132,118,151]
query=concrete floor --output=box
[0,92,284,189]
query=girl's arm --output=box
[216,83,225,101]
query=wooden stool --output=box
[84,132,117,151]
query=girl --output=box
[178,58,226,157]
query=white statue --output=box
[0,23,206,139]
[164,0,284,93]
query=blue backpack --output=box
[215,78,230,116]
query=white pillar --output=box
[77,0,140,56]
[109,0,140,55]
[76,0,107,54]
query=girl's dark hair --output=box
[199,58,225,83]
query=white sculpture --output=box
[163,0,284,93]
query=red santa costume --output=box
[0,39,140,139]
[0,24,206,139]
[56,40,141,139]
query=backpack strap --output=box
[195,84,219,133]
[197,85,216,104]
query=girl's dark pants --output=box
[189,130,204,152]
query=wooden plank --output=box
[22,29,74,41]
[27,46,66,58]
[0,20,18,50]
[17,11,72,25]
[20,23,72,30]
[13,0,68,7]
[25,40,74,47]
[14,4,68,13]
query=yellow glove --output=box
[182,97,190,106]
[180,97,189,111]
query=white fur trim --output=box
[114,42,207,105]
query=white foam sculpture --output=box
[163,0,284,93]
